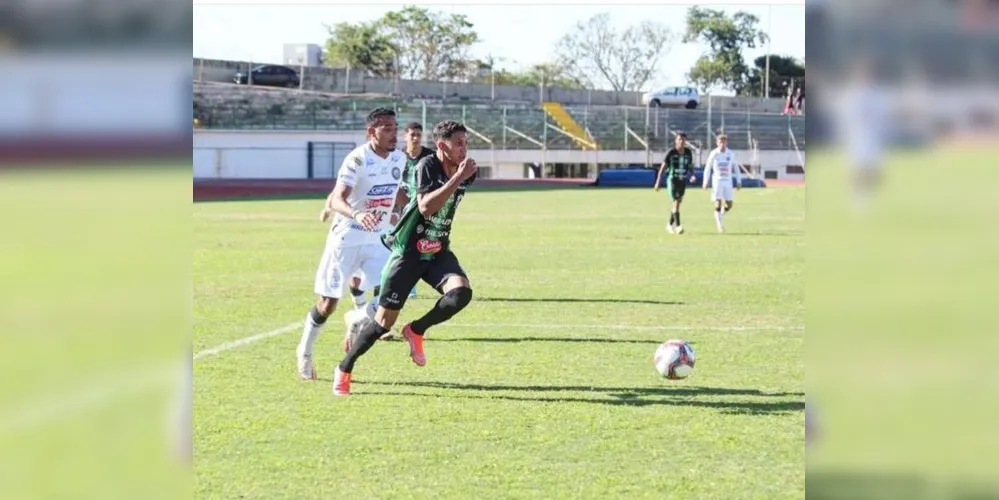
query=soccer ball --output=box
[653,339,696,379]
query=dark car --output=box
[234,65,300,88]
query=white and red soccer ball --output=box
[653,339,696,379]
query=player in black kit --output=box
[332,120,478,396]
[654,132,697,234]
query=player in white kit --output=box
[702,134,742,233]
[296,108,407,380]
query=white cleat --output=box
[296,347,316,380]
[675,225,684,234]
[342,309,364,352]
[716,223,725,233]
[666,225,675,234]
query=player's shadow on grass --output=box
[476,297,684,306]
[432,337,664,345]
[805,471,998,500]
[360,380,804,415]
[714,230,803,237]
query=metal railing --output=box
[194,98,805,152]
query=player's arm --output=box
[702,151,716,188]
[687,151,697,183]
[417,159,475,217]
[392,186,410,219]
[733,154,743,188]
[328,154,378,230]
[654,152,670,190]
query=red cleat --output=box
[400,323,426,367]
[333,368,351,396]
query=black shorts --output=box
[378,249,468,310]
[667,180,687,200]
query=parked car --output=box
[234,65,300,88]
[641,86,700,109]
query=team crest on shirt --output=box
[417,239,442,254]
[391,167,401,180]
[416,224,424,234]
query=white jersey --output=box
[703,147,741,186]
[329,144,406,247]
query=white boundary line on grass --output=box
[193,323,299,360]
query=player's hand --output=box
[319,207,332,222]
[457,158,477,181]
[352,211,379,231]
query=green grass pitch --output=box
[194,185,805,499]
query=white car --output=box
[642,86,700,109]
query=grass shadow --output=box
[477,297,683,306]
[356,380,804,415]
[431,337,664,345]
[714,231,804,237]
[806,471,999,500]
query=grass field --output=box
[194,185,805,499]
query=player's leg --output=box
[665,179,676,232]
[714,183,734,231]
[672,182,687,234]
[333,251,423,395]
[347,275,367,311]
[298,244,359,380]
[712,192,725,232]
[397,251,473,366]
[357,243,397,341]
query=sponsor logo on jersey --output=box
[416,239,442,255]
[367,184,397,196]
[365,198,394,209]
[366,157,376,166]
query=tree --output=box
[682,7,768,93]
[553,13,675,92]
[380,5,479,81]
[492,62,586,89]
[745,55,805,98]
[322,21,396,77]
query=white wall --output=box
[193,129,805,180]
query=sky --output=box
[193,1,805,94]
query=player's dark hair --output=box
[675,131,687,139]
[405,121,423,132]
[366,107,396,127]
[432,120,467,142]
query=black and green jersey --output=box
[383,154,477,260]
[401,146,435,195]
[663,147,695,183]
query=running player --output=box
[702,134,742,233]
[333,120,478,396]
[295,107,408,380]
[401,121,434,300]
[653,132,696,234]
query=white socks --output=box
[298,312,324,356]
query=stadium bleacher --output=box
[194,82,805,151]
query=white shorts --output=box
[313,240,391,298]
[711,181,734,201]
